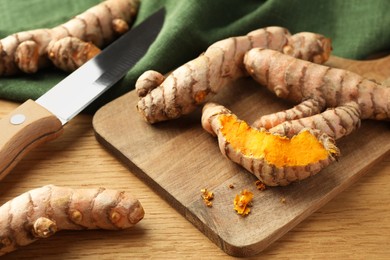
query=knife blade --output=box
[0,8,165,180]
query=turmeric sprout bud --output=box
[32,217,58,238]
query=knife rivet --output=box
[10,114,26,125]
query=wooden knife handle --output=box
[0,99,63,180]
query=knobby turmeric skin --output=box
[136,26,332,123]
[0,0,139,75]
[0,185,144,256]
[201,103,339,186]
[244,48,389,139]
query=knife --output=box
[0,8,165,180]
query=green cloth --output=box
[1,0,390,112]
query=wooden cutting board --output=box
[92,56,390,257]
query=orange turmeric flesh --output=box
[234,190,253,216]
[219,114,329,168]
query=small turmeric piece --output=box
[255,180,266,191]
[0,0,139,75]
[0,185,144,256]
[136,26,332,123]
[201,188,214,207]
[201,103,339,186]
[234,190,253,216]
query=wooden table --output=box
[1,98,389,259]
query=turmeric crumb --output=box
[233,189,253,216]
[280,197,286,203]
[201,188,214,207]
[255,180,266,191]
[228,184,235,189]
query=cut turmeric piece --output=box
[202,103,339,186]
[234,190,253,216]
[219,114,330,168]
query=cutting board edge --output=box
[93,125,270,256]
[93,103,390,257]
[93,126,231,252]
[185,147,390,257]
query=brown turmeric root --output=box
[47,36,101,72]
[266,102,361,139]
[244,48,390,138]
[136,26,332,123]
[201,103,339,186]
[253,99,325,130]
[253,98,361,139]
[0,0,139,75]
[0,185,144,256]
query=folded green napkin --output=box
[1,0,389,112]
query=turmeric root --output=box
[244,48,390,138]
[201,103,339,186]
[266,102,362,139]
[201,48,387,186]
[0,0,139,75]
[136,26,332,123]
[0,185,144,256]
[253,99,325,130]
[47,36,101,72]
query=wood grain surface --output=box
[0,99,389,259]
[92,56,390,257]
[0,55,389,258]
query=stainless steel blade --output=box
[36,8,165,124]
